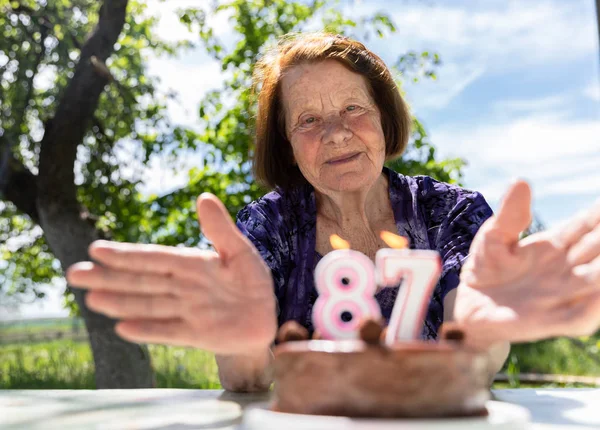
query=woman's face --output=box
[280,59,386,193]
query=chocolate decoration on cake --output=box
[311,330,323,340]
[439,322,466,344]
[277,321,309,343]
[358,318,383,345]
[443,328,465,343]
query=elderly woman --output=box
[67,33,600,392]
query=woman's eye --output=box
[302,116,317,125]
[346,105,360,112]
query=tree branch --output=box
[0,138,39,223]
[37,0,129,205]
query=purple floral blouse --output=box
[236,168,493,340]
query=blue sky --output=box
[10,0,600,319]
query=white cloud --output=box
[145,0,233,42]
[137,149,206,196]
[521,153,600,184]
[463,115,598,163]
[583,81,600,101]
[404,63,486,109]
[434,107,598,161]
[388,0,596,70]
[146,57,224,126]
[491,94,571,115]
[431,109,600,205]
[544,171,600,197]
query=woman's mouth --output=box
[326,152,361,165]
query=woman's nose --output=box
[322,115,353,146]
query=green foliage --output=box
[0,203,57,299]
[1,0,464,310]
[394,50,442,83]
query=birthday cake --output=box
[272,320,490,418]
[269,233,490,418]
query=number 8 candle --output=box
[312,235,382,340]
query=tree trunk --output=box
[37,205,154,388]
[33,0,154,388]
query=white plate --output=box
[242,401,531,430]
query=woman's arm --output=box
[483,341,511,386]
[215,347,274,392]
[444,289,510,385]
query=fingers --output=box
[573,254,600,285]
[67,262,183,295]
[493,179,532,244]
[556,198,600,250]
[197,193,255,262]
[84,241,216,278]
[567,224,600,267]
[86,291,181,319]
[553,290,600,337]
[461,218,524,288]
[115,318,193,346]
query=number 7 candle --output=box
[377,231,442,345]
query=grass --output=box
[507,337,600,376]
[0,340,221,389]
[1,329,599,390]
[493,337,600,389]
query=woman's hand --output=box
[66,193,277,355]
[449,181,600,348]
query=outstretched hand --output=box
[66,193,277,355]
[450,181,600,348]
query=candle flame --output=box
[330,234,350,250]
[380,231,409,249]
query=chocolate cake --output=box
[272,320,490,418]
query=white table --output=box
[1,388,598,429]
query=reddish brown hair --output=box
[252,32,412,190]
